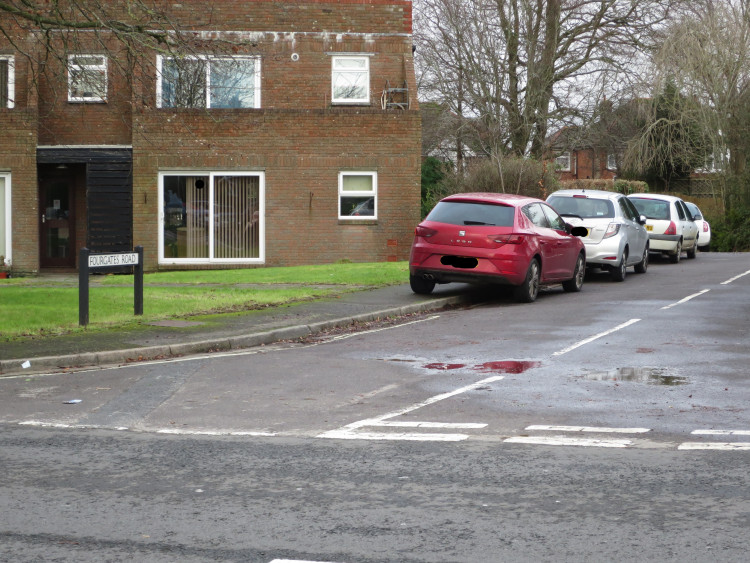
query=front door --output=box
[40,172,76,268]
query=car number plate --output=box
[646,225,653,231]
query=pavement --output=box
[0,281,477,377]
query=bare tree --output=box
[652,0,750,178]
[414,0,678,167]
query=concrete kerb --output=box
[0,294,468,377]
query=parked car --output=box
[685,201,711,250]
[409,192,587,302]
[547,189,649,281]
[627,194,699,263]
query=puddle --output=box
[421,360,541,374]
[423,363,466,370]
[475,360,540,374]
[582,367,688,386]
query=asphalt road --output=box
[2,252,749,562]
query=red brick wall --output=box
[133,108,421,269]
[0,110,39,274]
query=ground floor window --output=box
[159,172,264,264]
[0,174,10,265]
[339,171,377,219]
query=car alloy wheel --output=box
[670,239,682,263]
[611,252,627,282]
[563,253,585,292]
[635,245,648,273]
[515,259,540,303]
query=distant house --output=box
[547,127,619,182]
[0,0,421,275]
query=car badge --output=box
[459,230,466,236]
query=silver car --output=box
[628,194,699,263]
[547,189,649,281]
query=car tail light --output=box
[490,234,525,244]
[664,221,677,235]
[703,222,710,232]
[603,223,620,239]
[415,225,437,238]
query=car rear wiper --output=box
[560,213,584,221]
[463,220,494,225]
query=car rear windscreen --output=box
[630,198,670,220]
[426,201,515,226]
[548,196,614,218]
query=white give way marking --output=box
[317,375,504,441]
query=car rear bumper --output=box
[409,246,529,286]
[648,233,680,252]
[581,237,624,266]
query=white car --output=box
[628,194,699,263]
[547,189,649,281]
[685,201,711,250]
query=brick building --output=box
[0,0,421,274]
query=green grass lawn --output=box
[0,262,409,340]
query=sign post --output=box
[79,246,144,326]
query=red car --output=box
[409,193,587,302]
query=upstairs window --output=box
[1,56,15,108]
[331,56,370,104]
[157,56,260,109]
[68,55,107,102]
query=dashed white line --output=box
[721,269,750,285]
[552,319,641,356]
[505,436,633,448]
[660,289,710,310]
[526,425,650,434]
[678,442,750,451]
[691,429,750,436]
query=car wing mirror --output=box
[639,214,647,225]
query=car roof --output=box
[628,193,684,203]
[548,189,622,200]
[441,192,541,207]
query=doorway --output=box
[39,167,78,269]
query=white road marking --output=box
[678,442,750,451]
[721,269,750,285]
[526,425,650,434]
[155,429,276,437]
[660,289,710,310]
[505,436,632,448]
[552,319,641,356]
[318,375,504,441]
[691,429,750,436]
[375,421,487,429]
[270,560,342,563]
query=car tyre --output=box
[410,274,435,295]
[687,239,697,259]
[611,251,627,282]
[515,259,540,303]
[669,239,682,263]
[563,253,586,292]
[634,245,648,273]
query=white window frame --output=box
[0,172,11,266]
[1,55,15,108]
[555,152,572,172]
[156,55,261,109]
[331,55,371,105]
[158,171,265,265]
[338,171,377,220]
[607,153,617,171]
[68,54,108,103]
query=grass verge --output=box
[0,262,409,340]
